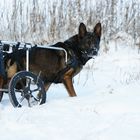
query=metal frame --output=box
[0,40,68,93]
[0,40,68,72]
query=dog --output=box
[0,22,102,102]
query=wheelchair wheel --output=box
[8,71,46,107]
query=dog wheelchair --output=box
[0,41,67,107]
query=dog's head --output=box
[78,22,102,58]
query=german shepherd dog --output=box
[0,22,102,102]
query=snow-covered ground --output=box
[0,38,140,140]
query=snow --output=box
[0,38,140,140]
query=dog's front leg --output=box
[63,68,77,97]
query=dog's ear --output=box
[79,23,87,38]
[94,23,102,37]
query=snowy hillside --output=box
[0,38,140,140]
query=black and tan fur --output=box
[0,22,102,101]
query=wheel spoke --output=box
[19,96,25,104]
[30,87,40,92]
[31,94,40,102]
